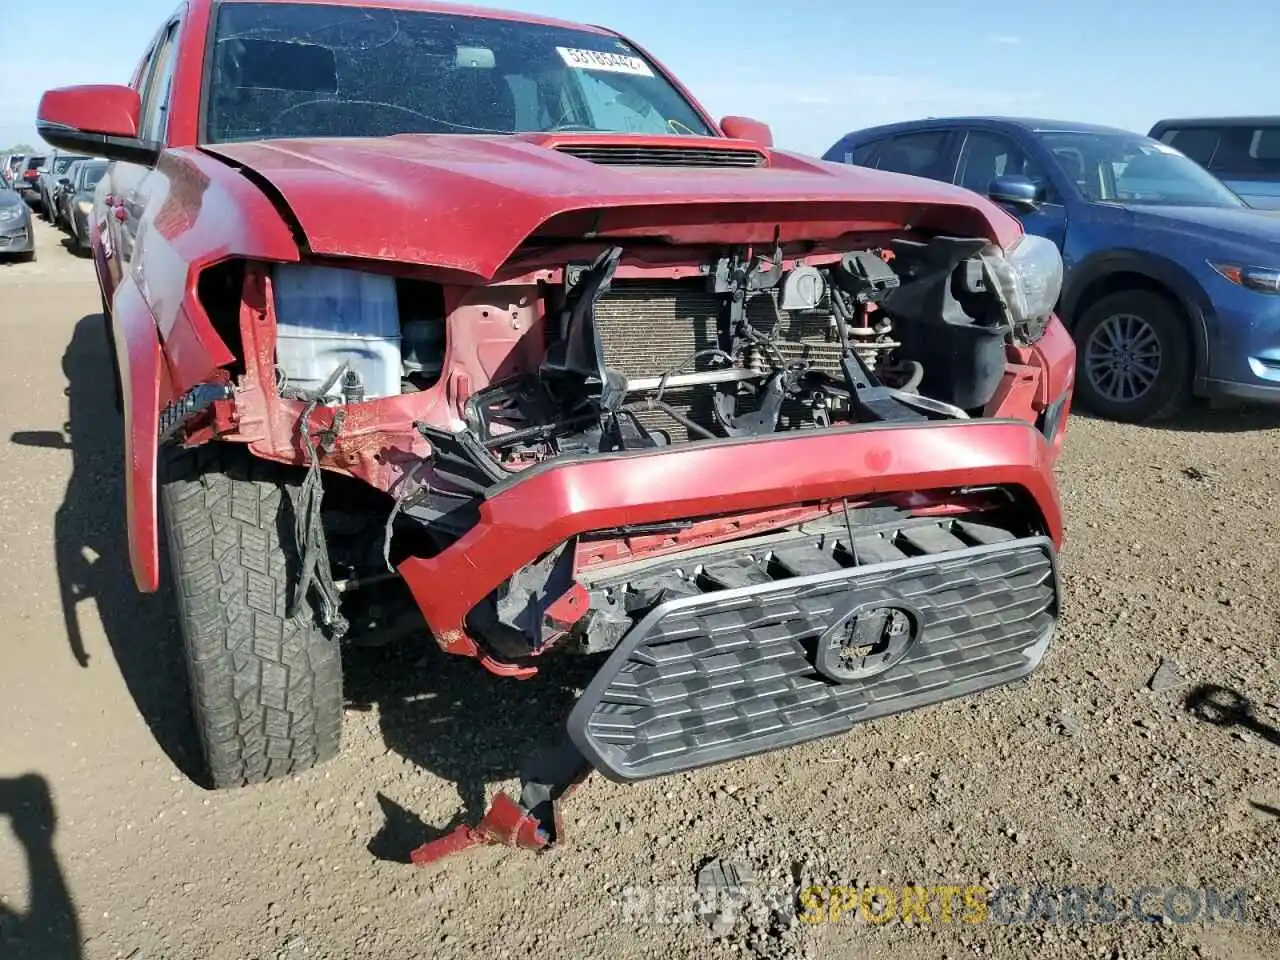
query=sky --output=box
[3,0,1279,156]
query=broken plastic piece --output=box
[409,743,592,865]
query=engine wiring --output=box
[288,362,352,639]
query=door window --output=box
[843,140,879,166]
[1210,125,1280,178]
[956,130,1054,200]
[138,22,180,144]
[876,132,948,178]
[1157,127,1220,166]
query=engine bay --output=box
[458,234,1057,469]
[266,232,1063,477]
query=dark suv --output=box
[1148,117,1280,211]
[13,155,46,205]
[824,118,1280,422]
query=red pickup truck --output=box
[39,0,1074,862]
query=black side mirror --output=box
[988,174,1042,213]
[59,177,72,187]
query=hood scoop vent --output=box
[554,143,768,168]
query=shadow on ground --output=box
[57,236,90,260]
[346,640,599,863]
[1070,401,1280,435]
[9,313,202,782]
[0,774,81,960]
[12,313,600,856]
[1184,683,1280,747]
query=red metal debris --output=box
[409,793,550,865]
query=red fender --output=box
[112,277,165,593]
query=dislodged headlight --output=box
[1209,261,1280,294]
[982,234,1065,324]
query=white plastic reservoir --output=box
[272,263,402,400]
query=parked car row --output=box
[50,157,109,254]
[0,152,43,261]
[822,116,1280,423]
[5,153,46,207]
[1,147,109,261]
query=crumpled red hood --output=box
[203,134,1020,279]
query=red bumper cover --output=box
[398,418,1062,657]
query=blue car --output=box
[823,118,1280,423]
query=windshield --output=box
[205,2,714,143]
[1039,131,1243,208]
[52,155,79,174]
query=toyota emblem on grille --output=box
[814,602,922,682]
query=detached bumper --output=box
[569,526,1057,781]
[398,418,1063,654]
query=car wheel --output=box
[1073,289,1191,423]
[159,444,344,789]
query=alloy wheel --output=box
[1083,312,1163,404]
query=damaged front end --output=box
[170,206,1072,863]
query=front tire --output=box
[1074,289,1191,423]
[160,445,344,789]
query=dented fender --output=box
[113,277,168,593]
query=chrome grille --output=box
[569,521,1059,781]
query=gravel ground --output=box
[1,217,1277,960]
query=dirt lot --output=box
[1,216,1278,960]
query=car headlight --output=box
[982,234,1065,324]
[77,200,93,215]
[0,207,19,222]
[1209,261,1280,294]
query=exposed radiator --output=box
[594,279,842,441]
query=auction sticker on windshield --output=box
[556,47,654,77]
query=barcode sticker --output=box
[556,47,654,77]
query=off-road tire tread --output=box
[160,444,342,789]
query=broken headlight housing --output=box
[983,234,1064,326]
